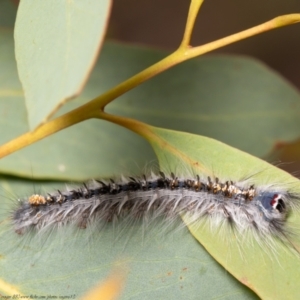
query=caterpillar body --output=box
[12,171,298,251]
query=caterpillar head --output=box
[258,192,288,220]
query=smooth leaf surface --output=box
[0,179,258,299]
[14,0,112,129]
[142,125,300,300]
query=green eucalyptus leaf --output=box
[14,0,112,129]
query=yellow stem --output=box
[98,112,213,176]
[186,14,300,59]
[88,53,181,109]
[0,103,98,157]
[98,111,155,140]
[180,0,205,47]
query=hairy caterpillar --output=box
[11,171,299,253]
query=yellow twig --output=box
[180,0,205,48]
[186,14,300,59]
